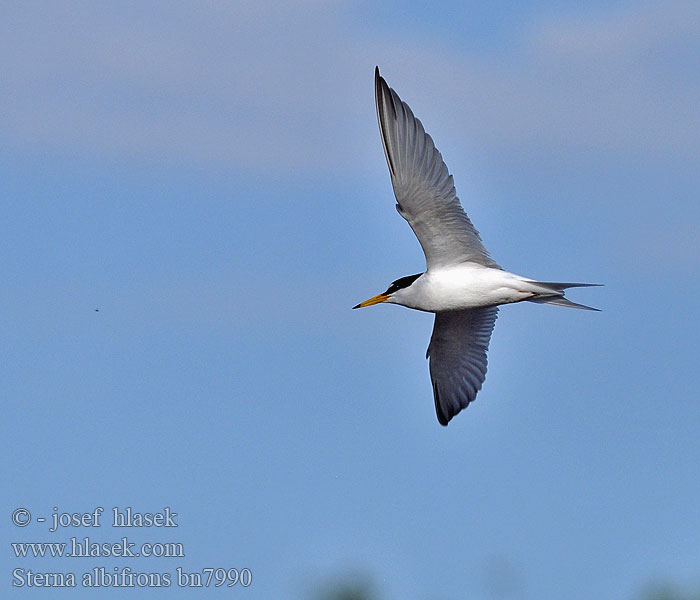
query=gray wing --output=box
[426,307,499,426]
[375,67,499,270]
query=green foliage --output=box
[311,574,378,600]
[638,582,700,600]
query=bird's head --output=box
[353,273,422,309]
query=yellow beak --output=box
[353,293,389,309]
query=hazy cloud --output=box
[1,1,697,172]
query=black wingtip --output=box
[375,66,387,93]
[433,383,450,426]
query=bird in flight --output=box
[354,67,599,426]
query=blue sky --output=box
[2,1,699,599]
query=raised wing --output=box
[375,67,499,270]
[426,307,499,425]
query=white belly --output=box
[393,266,535,312]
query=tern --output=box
[354,67,599,426]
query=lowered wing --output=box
[426,307,499,425]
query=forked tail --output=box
[526,282,602,311]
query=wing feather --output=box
[375,67,499,270]
[426,307,499,425]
